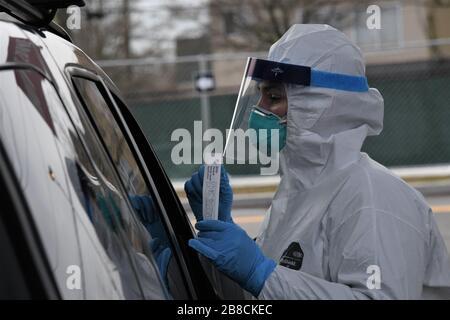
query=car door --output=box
[33,21,232,298]
[12,23,141,300]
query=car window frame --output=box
[65,65,198,299]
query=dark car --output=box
[0,0,243,300]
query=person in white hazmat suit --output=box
[184,24,450,299]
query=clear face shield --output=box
[223,57,369,175]
[223,58,310,174]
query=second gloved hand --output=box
[149,238,172,287]
[184,165,233,222]
[188,220,276,297]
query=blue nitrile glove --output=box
[188,220,276,297]
[130,195,168,245]
[149,238,172,286]
[184,165,233,223]
[131,195,173,285]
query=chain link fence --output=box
[99,44,450,180]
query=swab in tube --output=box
[203,153,222,220]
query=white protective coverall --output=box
[255,24,450,300]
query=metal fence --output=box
[98,43,450,180]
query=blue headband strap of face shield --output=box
[248,58,369,93]
[310,69,369,92]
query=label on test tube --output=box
[203,153,222,220]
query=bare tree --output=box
[209,0,450,55]
[56,0,150,60]
[209,0,372,51]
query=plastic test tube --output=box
[202,153,222,220]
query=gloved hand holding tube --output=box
[184,163,233,223]
[188,220,276,297]
[185,159,276,297]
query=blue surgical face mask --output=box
[248,106,287,152]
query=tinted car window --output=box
[72,136,169,299]
[59,81,169,300]
[72,76,188,299]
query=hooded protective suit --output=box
[255,24,450,299]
